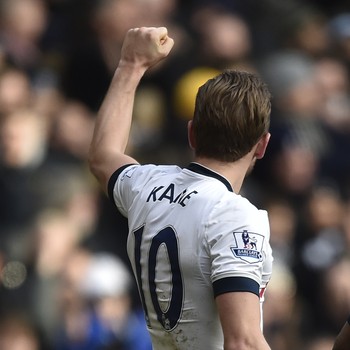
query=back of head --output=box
[192,70,271,162]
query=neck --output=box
[194,154,255,193]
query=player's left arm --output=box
[216,291,271,350]
[208,200,272,349]
[88,27,174,194]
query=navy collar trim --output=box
[186,162,233,192]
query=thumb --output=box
[157,27,175,52]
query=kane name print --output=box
[146,183,198,207]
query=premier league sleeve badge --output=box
[230,230,264,263]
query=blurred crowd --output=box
[0,0,350,349]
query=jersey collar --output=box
[186,162,233,192]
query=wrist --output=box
[117,59,148,76]
[111,60,147,93]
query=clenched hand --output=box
[120,27,174,70]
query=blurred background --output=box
[0,0,350,349]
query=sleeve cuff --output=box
[213,276,259,298]
[107,164,135,206]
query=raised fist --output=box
[120,27,174,69]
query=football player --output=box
[89,26,273,350]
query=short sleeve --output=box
[205,195,271,297]
[108,164,140,217]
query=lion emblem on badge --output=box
[242,230,257,250]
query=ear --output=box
[254,133,271,159]
[187,120,196,150]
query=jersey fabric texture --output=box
[108,162,273,350]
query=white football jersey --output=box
[109,162,273,350]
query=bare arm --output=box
[216,292,271,350]
[88,27,174,193]
[333,320,350,350]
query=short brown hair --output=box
[192,70,271,162]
